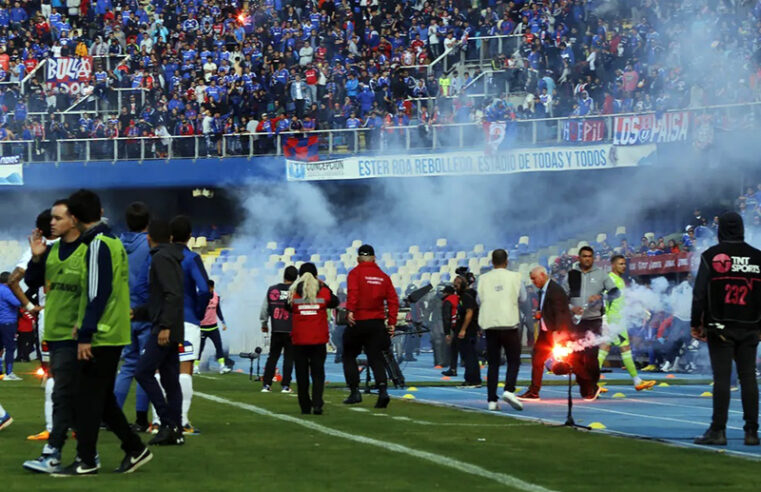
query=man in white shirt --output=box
[477,249,525,411]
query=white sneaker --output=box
[220,366,231,375]
[3,373,22,381]
[660,361,671,372]
[261,385,271,393]
[502,391,524,411]
[281,386,292,394]
[193,365,200,375]
[487,401,499,411]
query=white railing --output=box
[0,101,757,164]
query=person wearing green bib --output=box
[22,199,85,474]
[598,255,655,392]
[53,189,151,477]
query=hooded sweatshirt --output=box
[691,212,761,328]
[133,243,185,343]
[120,231,150,308]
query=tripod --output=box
[550,358,590,431]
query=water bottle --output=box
[572,303,588,325]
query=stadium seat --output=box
[615,226,627,239]
[518,236,530,246]
[195,236,207,249]
[266,241,277,250]
[436,238,448,248]
[430,273,441,286]
[473,243,485,254]
[568,247,579,257]
[596,233,607,244]
[408,245,420,255]
[284,247,296,256]
[644,232,655,241]
[351,240,362,249]
[576,240,589,249]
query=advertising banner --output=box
[0,155,23,185]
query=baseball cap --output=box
[358,244,375,257]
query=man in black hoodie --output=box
[134,219,185,446]
[692,212,761,446]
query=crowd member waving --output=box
[288,263,339,415]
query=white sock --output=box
[0,402,6,417]
[180,373,193,427]
[45,378,55,431]
[633,376,642,386]
[151,373,164,425]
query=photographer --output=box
[692,212,761,446]
[287,263,339,415]
[260,266,298,393]
[343,245,399,409]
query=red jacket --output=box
[290,285,339,345]
[346,261,399,324]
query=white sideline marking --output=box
[196,391,559,492]
[196,375,220,380]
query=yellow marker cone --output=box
[497,382,505,388]
[701,391,712,397]
[402,394,416,400]
[407,387,418,392]
[589,422,607,430]
[599,382,607,386]
[658,382,670,387]
[612,392,626,399]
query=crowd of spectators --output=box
[0,0,760,158]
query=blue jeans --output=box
[0,322,17,374]
[114,321,151,412]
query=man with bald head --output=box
[519,266,571,400]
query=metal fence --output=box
[2,102,757,164]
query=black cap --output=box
[358,244,375,257]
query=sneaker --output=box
[460,383,482,389]
[312,406,323,415]
[182,424,201,435]
[487,401,499,411]
[114,447,153,474]
[375,388,390,409]
[149,425,185,446]
[501,391,524,411]
[220,366,232,374]
[583,386,603,402]
[193,365,200,375]
[694,428,727,445]
[635,380,657,391]
[659,361,672,372]
[0,413,12,431]
[23,448,62,473]
[261,385,271,393]
[517,390,541,401]
[130,422,150,433]
[27,428,51,440]
[51,457,99,477]
[641,364,658,372]
[148,423,160,434]
[281,386,293,394]
[441,369,457,377]
[3,372,22,381]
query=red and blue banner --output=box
[613,111,689,145]
[283,136,319,162]
[46,57,93,96]
[562,119,605,142]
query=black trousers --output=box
[200,326,225,361]
[448,335,460,372]
[529,330,553,394]
[458,335,482,385]
[16,331,35,361]
[293,344,327,412]
[263,331,294,387]
[343,319,388,389]
[48,342,78,450]
[75,346,144,466]
[135,334,182,428]
[486,329,521,401]
[572,319,602,399]
[707,325,760,432]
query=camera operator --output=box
[343,244,399,409]
[260,266,298,393]
[692,212,761,446]
[443,276,481,387]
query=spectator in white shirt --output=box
[477,249,526,412]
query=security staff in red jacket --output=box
[288,263,339,415]
[343,244,399,408]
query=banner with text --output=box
[613,111,689,145]
[46,57,93,96]
[562,119,605,142]
[286,144,657,181]
[628,252,698,276]
[0,155,23,185]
